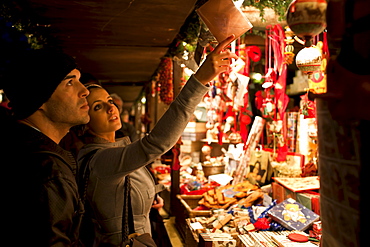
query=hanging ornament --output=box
[262,68,276,88]
[286,0,327,46]
[300,93,316,119]
[308,39,328,94]
[228,131,242,144]
[262,27,276,88]
[151,79,157,97]
[246,46,262,63]
[296,45,322,77]
[157,57,173,105]
[241,45,262,76]
[284,26,295,65]
[240,109,252,143]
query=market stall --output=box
[148,0,330,246]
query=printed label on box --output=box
[268,198,320,231]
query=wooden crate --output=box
[176,194,212,218]
[174,194,211,246]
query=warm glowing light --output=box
[251,72,262,81]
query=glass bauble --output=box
[296,46,322,76]
[286,0,327,41]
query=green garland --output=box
[0,1,57,49]
[167,0,293,59]
[242,0,293,21]
[167,10,201,58]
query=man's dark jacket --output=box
[1,119,83,246]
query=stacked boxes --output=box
[198,233,237,247]
[272,182,320,215]
[182,122,207,141]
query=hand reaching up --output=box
[194,35,239,85]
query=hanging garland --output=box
[0,1,56,50]
[241,0,293,22]
[0,1,58,78]
[167,10,201,59]
[157,57,173,105]
[165,1,293,59]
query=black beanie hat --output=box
[1,49,78,119]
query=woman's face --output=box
[86,88,122,137]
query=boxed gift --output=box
[272,182,297,204]
[296,192,320,215]
[268,198,319,231]
[272,177,320,192]
[199,233,236,247]
[272,177,320,206]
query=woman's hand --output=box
[152,195,164,210]
[194,35,239,85]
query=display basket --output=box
[176,194,212,218]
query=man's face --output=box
[40,69,90,128]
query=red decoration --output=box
[288,233,309,242]
[217,124,223,145]
[157,57,173,105]
[264,25,289,161]
[239,111,252,144]
[242,46,262,76]
[253,217,270,230]
[255,91,264,111]
[171,142,180,171]
[276,144,288,162]
[246,46,261,63]
[300,93,316,118]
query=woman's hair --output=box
[85,83,103,90]
[80,73,101,85]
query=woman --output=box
[77,35,238,246]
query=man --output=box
[0,49,90,246]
